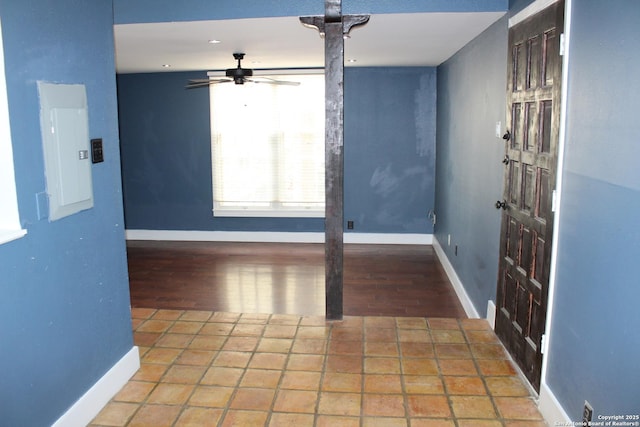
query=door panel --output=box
[495,0,564,392]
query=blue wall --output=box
[508,0,535,15]
[546,0,640,418]
[0,1,133,425]
[435,17,508,316]
[6,0,636,422]
[113,0,508,24]
[436,0,640,418]
[118,67,436,234]
[113,0,507,238]
[345,67,436,233]
[117,71,323,232]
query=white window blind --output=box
[210,74,325,217]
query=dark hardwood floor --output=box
[126,241,467,318]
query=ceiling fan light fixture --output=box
[186,53,300,89]
[226,65,252,84]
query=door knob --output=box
[502,155,510,165]
[495,200,507,210]
[502,130,511,141]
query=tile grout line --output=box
[136,308,167,426]
[459,317,503,426]
[196,313,236,427]
[266,312,302,427]
[168,312,200,427]
[96,310,544,426]
[151,310,205,427]
[128,309,158,426]
[432,320,459,425]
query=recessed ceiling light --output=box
[208,39,221,44]
[162,64,171,68]
[347,59,357,63]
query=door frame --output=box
[507,0,571,416]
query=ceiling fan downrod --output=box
[226,52,252,84]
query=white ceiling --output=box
[114,12,505,74]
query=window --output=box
[210,74,325,217]
[0,19,27,244]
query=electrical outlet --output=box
[427,210,436,226]
[582,401,593,424]
[347,220,354,230]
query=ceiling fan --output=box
[186,53,301,89]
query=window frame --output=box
[0,19,27,245]
[209,71,326,218]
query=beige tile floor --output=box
[90,308,547,427]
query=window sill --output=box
[213,209,324,218]
[0,228,27,245]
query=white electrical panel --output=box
[38,82,93,221]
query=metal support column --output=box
[301,1,368,320]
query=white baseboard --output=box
[433,235,568,424]
[486,300,496,329]
[345,233,432,245]
[539,382,571,425]
[126,229,324,243]
[432,236,480,318]
[52,346,140,427]
[125,230,432,245]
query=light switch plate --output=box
[91,138,104,163]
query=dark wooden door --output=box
[495,0,564,392]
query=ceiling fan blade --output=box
[250,77,301,86]
[185,78,232,89]
[185,82,213,89]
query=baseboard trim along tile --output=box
[52,346,140,427]
[486,300,497,329]
[432,236,480,318]
[539,382,572,425]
